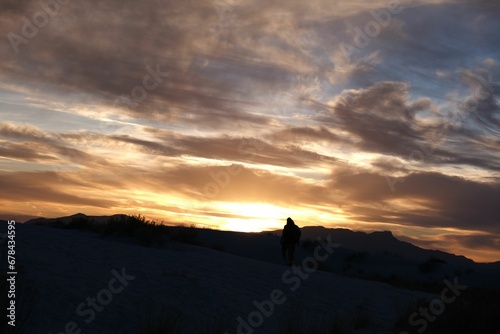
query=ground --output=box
[6,223,439,334]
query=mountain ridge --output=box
[6,213,500,290]
[22,213,480,265]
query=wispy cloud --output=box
[0,0,499,261]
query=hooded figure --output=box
[281,217,301,266]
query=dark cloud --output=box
[0,141,58,162]
[0,0,309,129]
[107,134,181,157]
[320,81,434,157]
[1,0,499,261]
[0,171,118,208]
[311,78,500,174]
[0,0,35,14]
[458,68,500,135]
[142,127,339,168]
[0,123,109,168]
[448,234,500,251]
[331,169,500,233]
[0,122,59,145]
[266,126,343,145]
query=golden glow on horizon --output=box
[1,0,499,267]
[220,218,279,232]
[216,202,289,232]
[5,194,499,262]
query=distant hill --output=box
[297,226,475,265]
[24,213,128,226]
[24,214,477,265]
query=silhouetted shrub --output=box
[46,214,209,248]
[344,251,368,263]
[135,226,165,247]
[51,218,66,229]
[418,256,446,273]
[102,214,148,237]
[67,216,89,229]
[170,226,200,245]
[98,215,166,247]
[66,217,102,233]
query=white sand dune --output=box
[13,223,438,334]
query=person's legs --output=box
[287,243,296,266]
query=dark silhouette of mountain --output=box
[24,213,127,226]
[298,226,475,265]
[23,215,477,264]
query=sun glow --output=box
[216,202,291,232]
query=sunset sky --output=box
[1,0,499,262]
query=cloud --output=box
[0,122,59,145]
[0,171,118,208]
[399,231,500,262]
[0,140,58,162]
[266,126,343,145]
[140,127,339,168]
[0,122,109,168]
[1,0,499,261]
[320,81,435,157]
[448,233,500,251]
[330,169,500,233]
[0,1,456,124]
[458,68,500,135]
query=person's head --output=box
[286,217,294,225]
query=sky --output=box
[0,0,499,262]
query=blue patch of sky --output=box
[0,91,98,133]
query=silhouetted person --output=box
[281,217,301,266]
